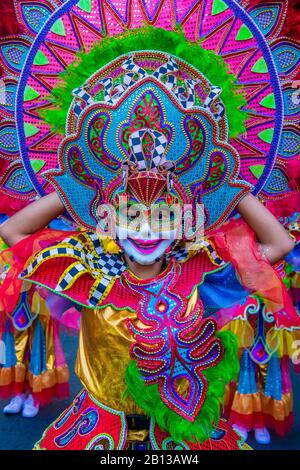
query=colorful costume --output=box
[221,219,300,438]
[0,0,299,450]
[223,294,296,436]
[0,235,70,407]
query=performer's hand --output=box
[0,192,65,246]
[236,193,295,264]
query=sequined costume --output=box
[0,235,70,406]
[0,0,299,451]
[2,226,258,450]
[223,295,296,436]
[221,218,300,438]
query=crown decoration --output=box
[126,171,168,207]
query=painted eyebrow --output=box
[121,198,168,206]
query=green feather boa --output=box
[124,330,239,444]
[41,26,247,137]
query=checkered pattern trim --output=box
[164,73,177,90]
[152,57,196,109]
[173,79,197,110]
[167,240,225,266]
[166,247,189,263]
[23,246,99,275]
[58,236,86,251]
[95,253,126,276]
[123,71,136,87]
[56,262,87,291]
[98,70,138,105]
[89,275,113,306]
[98,77,115,105]
[98,57,147,105]
[203,86,225,121]
[128,130,147,170]
[21,233,126,307]
[122,55,147,78]
[152,56,179,80]
[128,129,168,170]
[72,87,95,117]
[201,239,225,266]
[84,232,104,256]
[71,56,202,117]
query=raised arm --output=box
[237,193,294,265]
[0,192,65,247]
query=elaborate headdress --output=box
[42,47,250,233]
[1,2,300,446]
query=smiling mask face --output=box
[116,194,181,265]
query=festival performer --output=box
[221,187,300,445]
[0,235,70,418]
[222,292,298,445]
[0,165,295,448]
[284,223,300,317]
[1,27,299,449]
[0,0,299,451]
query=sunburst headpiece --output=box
[44,48,251,231]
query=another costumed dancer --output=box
[218,0,300,445]
[0,0,299,450]
[0,225,71,418]
[0,1,73,419]
[221,222,300,445]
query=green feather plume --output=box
[124,330,239,444]
[40,26,247,137]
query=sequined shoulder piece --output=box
[20,232,127,308]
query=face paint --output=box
[117,225,176,265]
[115,196,180,265]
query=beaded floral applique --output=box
[123,261,223,421]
